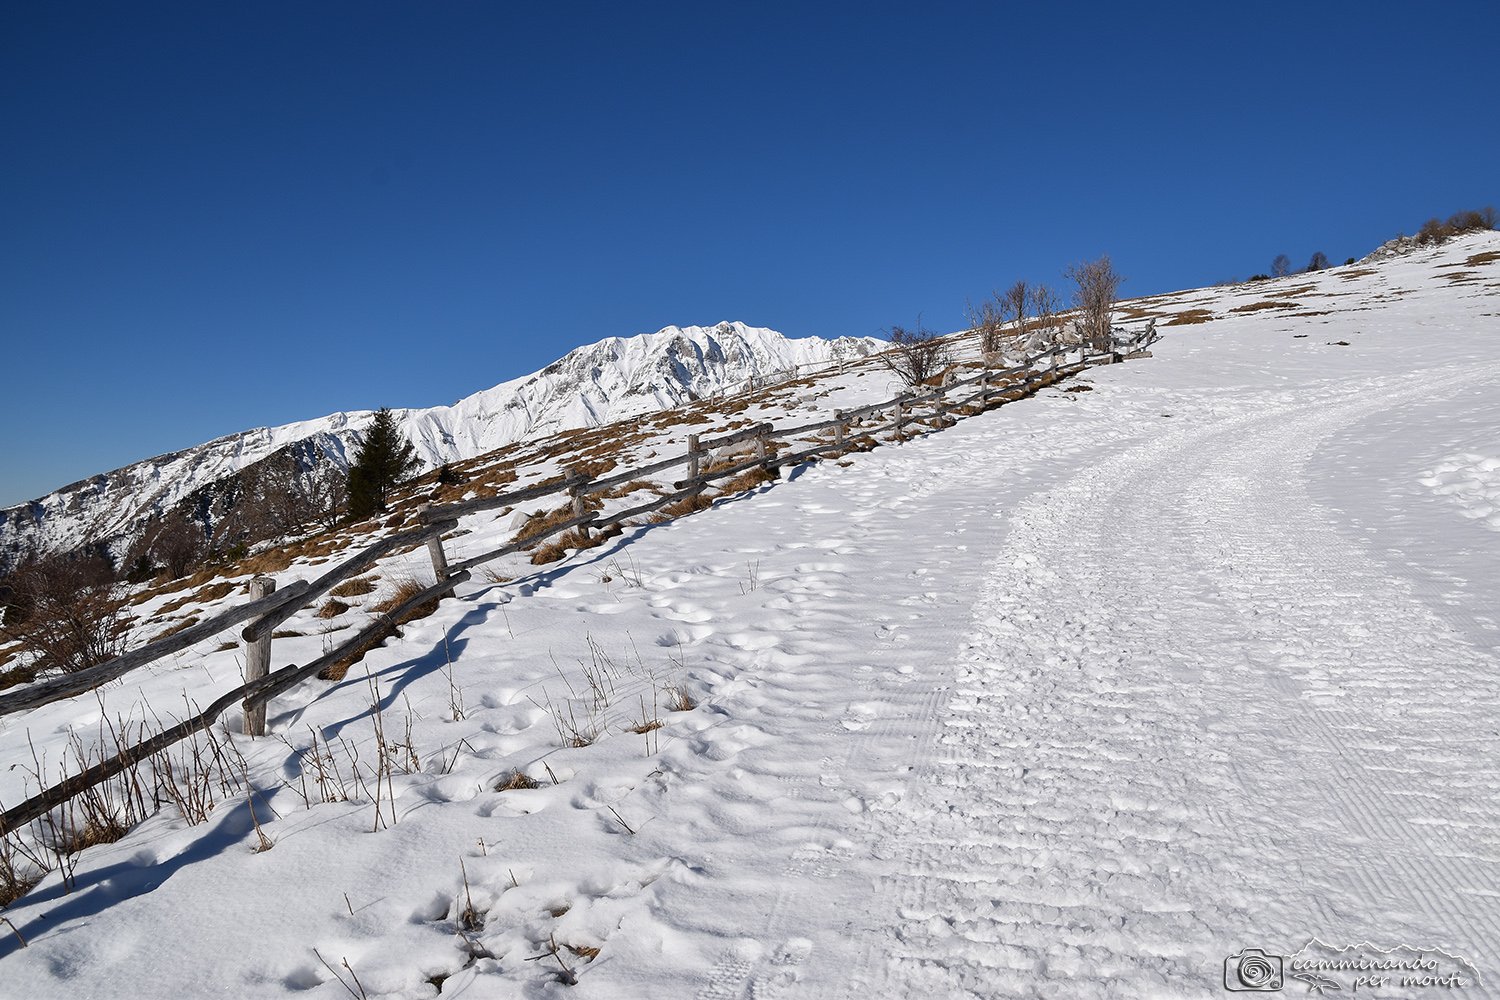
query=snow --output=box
[2,233,1499,997]
[0,321,881,569]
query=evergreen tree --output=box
[348,408,422,519]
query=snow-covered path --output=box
[4,241,1498,998]
[838,365,1500,998]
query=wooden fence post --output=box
[893,398,905,441]
[244,577,275,737]
[834,410,846,450]
[417,503,454,596]
[687,434,701,487]
[570,478,592,540]
[755,427,778,480]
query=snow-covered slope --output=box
[2,232,1499,998]
[0,322,880,568]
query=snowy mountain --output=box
[0,322,881,569]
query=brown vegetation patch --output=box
[317,598,351,619]
[530,527,607,565]
[0,661,39,692]
[651,492,715,523]
[1338,269,1376,279]
[1463,251,1500,267]
[1166,309,1215,326]
[496,770,541,791]
[1443,271,1480,282]
[1230,300,1299,313]
[150,616,200,642]
[330,576,378,598]
[1064,384,1094,393]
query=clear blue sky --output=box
[3,1,1496,507]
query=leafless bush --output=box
[1001,280,1030,344]
[879,324,953,387]
[1064,256,1123,353]
[1029,284,1065,347]
[964,297,1006,355]
[0,555,127,675]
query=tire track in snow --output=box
[855,364,1500,998]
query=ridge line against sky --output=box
[2,1,1496,507]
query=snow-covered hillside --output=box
[2,231,1499,998]
[0,322,880,568]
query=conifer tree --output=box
[348,408,421,519]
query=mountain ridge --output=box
[0,321,881,570]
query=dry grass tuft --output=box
[651,492,714,523]
[373,578,433,617]
[1463,250,1500,267]
[317,598,351,619]
[1229,300,1298,313]
[496,769,541,791]
[330,576,378,598]
[1165,308,1215,326]
[1064,384,1094,393]
[530,527,605,565]
[718,467,775,495]
[565,943,601,961]
[150,616,200,642]
[665,685,696,713]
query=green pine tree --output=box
[347,408,422,519]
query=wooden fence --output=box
[0,326,1157,838]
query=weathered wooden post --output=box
[755,426,778,480]
[978,369,990,411]
[892,398,905,441]
[570,478,592,541]
[834,410,846,450]
[686,434,701,488]
[416,503,454,598]
[244,576,275,737]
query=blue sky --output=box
[3,1,1496,507]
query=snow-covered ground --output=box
[2,234,1498,998]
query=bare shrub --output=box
[879,324,953,387]
[1029,284,1065,347]
[1000,280,1030,343]
[964,297,1006,355]
[1064,256,1123,353]
[1271,254,1291,278]
[0,554,127,675]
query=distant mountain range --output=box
[0,322,882,571]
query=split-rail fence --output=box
[0,327,1157,838]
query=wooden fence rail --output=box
[0,325,1155,838]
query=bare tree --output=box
[1001,280,1030,343]
[1271,254,1291,278]
[307,464,349,531]
[145,510,206,580]
[1029,284,1064,347]
[964,297,1006,356]
[1064,256,1123,353]
[1306,251,1329,272]
[0,554,127,675]
[879,324,953,387]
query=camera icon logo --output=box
[1224,948,1284,991]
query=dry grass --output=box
[271,629,304,639]
[1165,309,1215,326]
[495,769,541,791]
[650,492,714,523]
[665,685,696,712]
[1463,250,1500,266]
[1339,268,1377,279]
[530,527,605,565]
[157,580,236,617]
[317,598,351,619]
[330,576,378,598]
[373,578,438,619]
[150,616,200,642]
[239,547,295,576]
[1229,300,1299,313]
[0,662,39,693]
[718,467,775,495]
[1064,384,1094,393]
